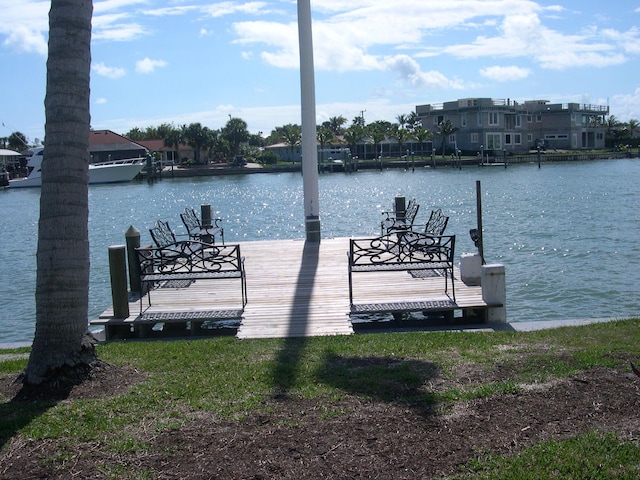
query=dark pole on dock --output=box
[109,245,130,319]
[125,225,141,293]
[476,180,484,263]
[537,147,541,168]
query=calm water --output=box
[1,159,639,343]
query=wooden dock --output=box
[95,237,493,340]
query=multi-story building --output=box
[415,98,609,155]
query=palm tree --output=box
[317,125,335,163]
[368,121,391,158]
[222,117,250,160]
[163,125,185,164]
[413,127,433,159]
[279,123,302,162]
[392,123,412,158]
[327,115,347,136]
[437,119,459,158]
[626,119,639,138]
[23,0,96,385]
[184,123,210,164]
[343,124,364,158]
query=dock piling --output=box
[109,245,130,319]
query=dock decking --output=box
[96,237,492,340]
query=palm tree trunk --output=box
[24,0,95,385]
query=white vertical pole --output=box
[297,0,321,242]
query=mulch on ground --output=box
[1,361,639,479]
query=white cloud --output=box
[202,2,269,18]
[479,65,531,82]
[384,55,463,89]
[92,62,126,79]
[1,24,47,55]
[444,12,629,70]
[95,97,108,105]
[601,27,640,55]
[135,57,168,74]
[610,87,640,122]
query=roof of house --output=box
[89,130,147,153]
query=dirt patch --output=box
[1,365,639,479]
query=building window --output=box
[505,134,512,145]
[527,133,533,143]
[514,134,522,145]
[449,134,456,143]
[515,115,521,128]
[536,114,542,122]
[461,113,467,127]
[486,133,501,150]
[477,112,483,126]
[470,133,478,143]
[488,112,499,126]
[527,115,532,123]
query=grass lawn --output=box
[1,318,640,478]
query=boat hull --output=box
[9,160,145,188]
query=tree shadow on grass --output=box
[316,351,441,416]
[0,381,73,450]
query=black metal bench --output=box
[136,241,247,316]
[348,233,456,313]
[181,207,224,244]
[414,208,449,237]
[149,219,184,248]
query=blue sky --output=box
[1,0,639,145]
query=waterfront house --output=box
[415,98,609,155]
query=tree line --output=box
[120,111,461,164]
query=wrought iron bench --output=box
[180,207,224,245]
[136,241,247,316]
[381,198,419,235]
[413,208,449,237]
[149,220,184,248]
[348,233,456,314]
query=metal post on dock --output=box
[537,147,541,168]
[109,245,130,319]
[476,180,484,263]
[125,225,141,293]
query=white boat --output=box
[9,148,146,188]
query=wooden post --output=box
[125,225,141,293]
[394,196,406,222]
[109,245,129,319]
[201,204,212,227]
[476,180,484,263]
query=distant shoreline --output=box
[148,151,638,179]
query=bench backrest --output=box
[137,242,243,275]
[424,209,449,236]
[405,199,420,227]
[180,207,201,238]
[149,220,176,248]
[349,234,454,267]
